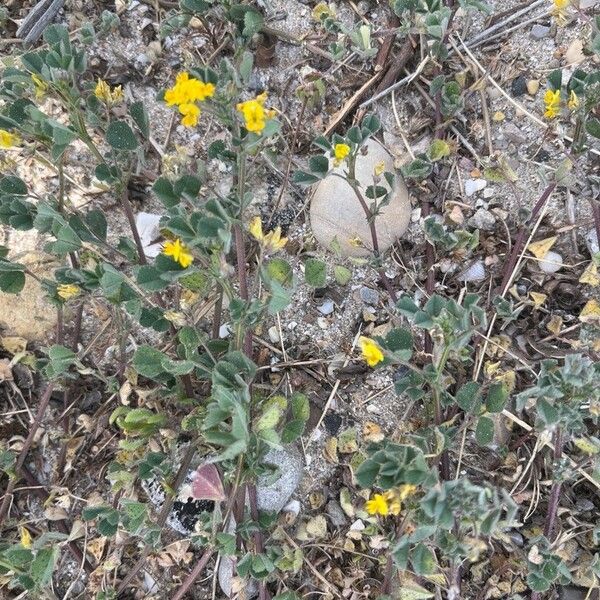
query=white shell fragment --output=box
[538,251,563,274]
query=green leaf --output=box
[153,177,179,207]
[361,113,381,135]
[85,209,107,241]
[281,419,305,443]
[410,543,436,575]
[106,120,139,150]
[304,258,326,287]
[30,547,57,589]
[243,9,264,37]
[333,265,352,285]
[486,381,508,413]
[132,345,166,378]
[291,393,309,420]
[475,415,495,446]
[137,265,168,291]
[427,139,451,161]
[180,0,210,13]
[267,279,291,314]
[0,176,27,195]
[292,170,321,186]
[130,101,149,138]
[309,154,330,175]
[401,157,432,180]
[0,262,25,293]
[455,381,481,413]
[265,258,293,286]
[586,118,600,140]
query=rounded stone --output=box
[310,139,411,257]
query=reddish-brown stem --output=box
[497,183,556,296]
[116,442,198,594]
[171,546,216,600]
[349,182,397,301]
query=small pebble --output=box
[539,251,563,274]
[317,317,329,329]
[359,287,380,305]
[464,178,487,197]
[458,260,486,282]
[317,299,335,315]
[268,326,280,344]
[530,24,550,39]
[586,229,599,255]
[219,324,231,338]
[511,75,528,97]
[468,208,496,231]
[527,79,540,95]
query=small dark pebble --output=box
[511,75,528,97]
[323,412,343,435]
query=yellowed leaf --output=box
[580,299,600,322]
[528,237,557,259]
[579,262,599,287]
[323,436,338,464]
[363,421,384,442]
[1,336,27,355]
[546,315,563,335]
[529,291,547,309]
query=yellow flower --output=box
[249,216,264,241]
[359,336,384,367]
[312,1,335,21]
[248,216,287,252]
[237,93,271,134]
[20,526,32,549]
[94,79,123,105]
[57,284,81,301]
[179,102,200,128]
[567,90,579,110]
[543,89,561,119]
[0,129,18,148]
[164,310,186,327]
[164,72,215,107]
[31,74,48,100]
[365,493,389,516]
[333,143,350,167]
[383,490,402,515]
[163,238,194,268]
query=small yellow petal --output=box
[358,336,384,367]
[249,216,264,241]
[20,526,32,549]
[580,299,600,322]
[528,236,557,260]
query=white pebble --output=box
[539,251,563,274]
[464,178,487,197]
[458,260,486,282]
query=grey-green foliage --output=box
[516,354,600,433]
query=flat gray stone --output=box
[310,139,411,257]
[530,24,550,39]
[468,208,496,231]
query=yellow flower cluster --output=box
[237,92,275,134]
[365,485,417,516]
[249,216,287,252]
[94,79,123,105]
[163,238,194,268]
[164,72,215,128]
[359,336,384,367]
[57,283,81,301]
[543,89,579,119]
[0,129,18,149]
[333,143,350,167]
